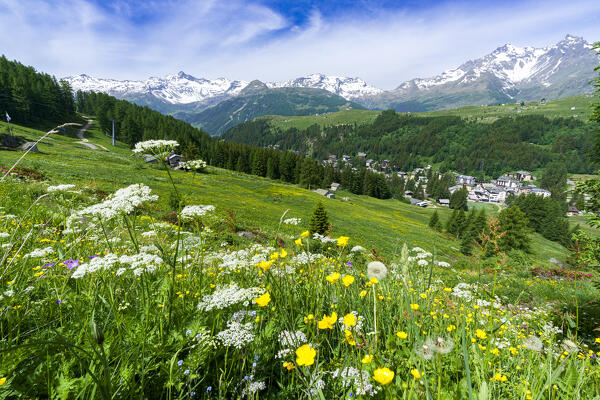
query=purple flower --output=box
[56,299,63,304]
[42,262,56,269]
[63,259,80,270]
[88,254,99,259]
[345,262,353,268]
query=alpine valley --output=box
[66,34,599,134]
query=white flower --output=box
[417,259,429,266]
[242,381,266,396]
[47,184,76,193]
[180,159,207,171]
[216,321,255,349]
[24,246,54,258]
[415,340,435,360]
[312,233,337,243]
[350,245,365,252]
[279,330,307,348]
[141,231,156,238]
[431,336,454,355]
[77,184,158,221]
[4,289,14,297]
[71,253,119,278]
[331,367,379,396]
[132,140,179,156]
[367,261,388,281]
[0,232,10,239]
[198,284,263,311]
[437,261,451,267]
[282,218,301,225]
[180,205,215,220]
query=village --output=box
[315,151,580,212]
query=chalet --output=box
[449,185,463,194]
[166,154,182,168]
[437,199,450,206]
[314,189,335,199]
[495,176,521,189]
[508,171,534,182]
[487,187,506,203]
[404,190,414,197]
[410,198,428,207]
[330,182,342,191]
[357,152,367,158]
[397,171,407,177]
[455,174,476,187]
[381,160,391,169]
[567,206,581,216]
[366,159,375,168]
[144,155,159,164]
[342,155,352,163]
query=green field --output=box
[0,119,573,268]
[256,94,596,131]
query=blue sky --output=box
[0,0,598,88]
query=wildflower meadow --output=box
[0,139,599,399]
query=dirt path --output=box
[76,119,108,151]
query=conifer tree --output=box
[428,210,443,231]
[309,202,329,235]
[498,205,531,252]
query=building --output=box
[330,182,342,191]
[495,176,521,189]
[455,174,476,187]
[410,198,428,207]
[508,171,534,182]
[314,189,335,199]
[530,188,551,198]
[357,152,367,158]
[567,206,581,216]
[437,199,450,207]
[166,153,182,168]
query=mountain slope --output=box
[360,35,599,111]
[184,83,365,135]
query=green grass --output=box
[0,119,574,267]
[256,94,596,131]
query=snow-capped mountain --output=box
[67,72,248,105]
[361,34,599,111]
[267,73,383,100]
[65,34,599,116]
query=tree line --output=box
[0,55,75,127]
[221,109,596,177]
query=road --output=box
[76,119,108,150]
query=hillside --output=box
[0,119,570,265]
[180,83,365,135]
[251,94,595,132]
[221,96,598,177]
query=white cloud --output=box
[0,0,598,88]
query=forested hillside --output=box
[222,110,596,177]
[0,56,76,126]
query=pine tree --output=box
[498,205,531,252]
[460,227,475,255]
[309,202,329,235]
[449,188,468,210]
[428,210,443,231]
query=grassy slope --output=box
[256,94,595,132]
[0,119,570,266]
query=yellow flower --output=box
[369,277,379,284]
[342,275,355,287]
[419,293,427,299]
[280,249,288,258]
[343,313,357,327]
[359,290,367,298]
[254,292,271,307]
[373,367,394,385]
[270,252,280,260]
[0,377,5,386]
[493,373,508,382]
[257,260,274,271]
[447,325,456,332]
[410,369,421,379]
[7,280,14,285]
[361,354,373,364]
[34,271,43,277]
[337,236,350,247]
[490,348,500,356]
[444,287,452,292]
[509,347,518,355]
[344,329,356,346]
[318,312,337,329]
[410,304,419,311]
[295,238,303,246]
[304,314,314,323]
[595,338,600,344]
[475,329,487,340]
[325,272,341,284]
[396,331,408,339]
[301,230,310,238]
[296,344,316,366]
[283,361,296,371]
